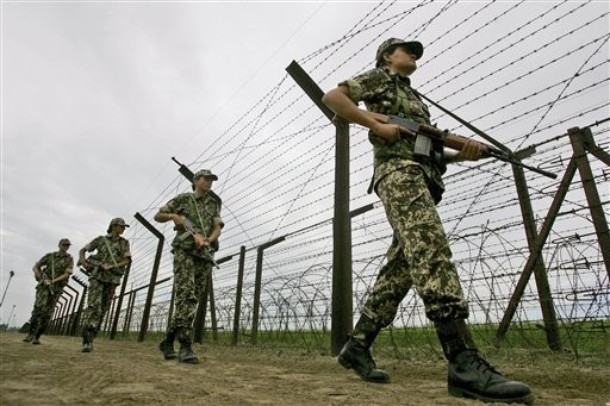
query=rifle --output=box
[372,112,557,179]
[172,156,195,182]
[178,217,219,268]
[38,273,56,294]
[77,256,124,277]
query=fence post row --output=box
[63,284,80,336]
[496,126,610,346]
[71,274,88,336]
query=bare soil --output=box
[1,331,608,405]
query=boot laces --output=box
[463,350,500,376]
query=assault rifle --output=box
[172,156,195,182]
[38,273,55,293]
[372,113,557,179]
[77,256,124,277]
[178,217,219,268]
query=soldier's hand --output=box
[194,234,209,248]
[173,214,187,228]
[43,279,51,286]
[371,122,401,145]
[456,139,485,161]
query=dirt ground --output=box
[0,331,608,406]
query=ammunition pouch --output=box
[413,133,446,175]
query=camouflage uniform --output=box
[339,64,468,340]
[27,250,74,338]
[331,40,533,404]
[82,234,131,333]
[159,190,223,338]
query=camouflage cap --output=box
[193,169,218,181]
[59,238,71,246]
[375,38,424,67]
[109,217,130,228]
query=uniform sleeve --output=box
[85,236,101,252]
[35,253,50,269]
[212,200,224,229]
[122,239,132,260]
[65,255,75,274]
[159,194,188,215]
[338,68,385,105]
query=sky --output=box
[0,1,377,327]
[1,1,608,329]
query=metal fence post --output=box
[232,246,246,346]
[251,237,286,345]
[134,212,165,342]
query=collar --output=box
[380,65,411,86]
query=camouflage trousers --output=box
[83,278,118,332]
[357,165,468,338]
[28,283,62,336]
[167,249,213,337]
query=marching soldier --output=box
[322,38,533,404]
[79,218,131,352]
[23,238,74,344]
[154,169,223,364]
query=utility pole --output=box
[0,270,15,308]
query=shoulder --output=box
[39,252,53,261]
[353,67,389,83]
[171,192,195,204]
[208,191,222,206]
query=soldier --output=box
[322,38,534,404]
[154,169,223,364]
[23,238,74,344]
[79,217,131,352]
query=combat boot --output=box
[32,336,41,345]
[177,333,199,364]
[338,337,390,383]
[22,334,34,343]
[81,326,94,353]
[449,349,533,404]
[159,329,177,360]
[436,319,533,404]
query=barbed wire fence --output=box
[47,1,608,361]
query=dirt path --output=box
[1,332,608,405]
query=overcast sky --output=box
[1,1,378,327]
[1,1,608,329]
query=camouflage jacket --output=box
[339,65,445,202]
[159,191,223,259]
[35,251,74,288]
[84,235,131,284]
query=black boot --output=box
[23,321,36,342]
[31,335,41,345]
[177,332,199,364]
[338,337,390,383]
[436,319,533,404]
[81,326,94,353]
[159,329,177,360]
[338,315,389,383]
